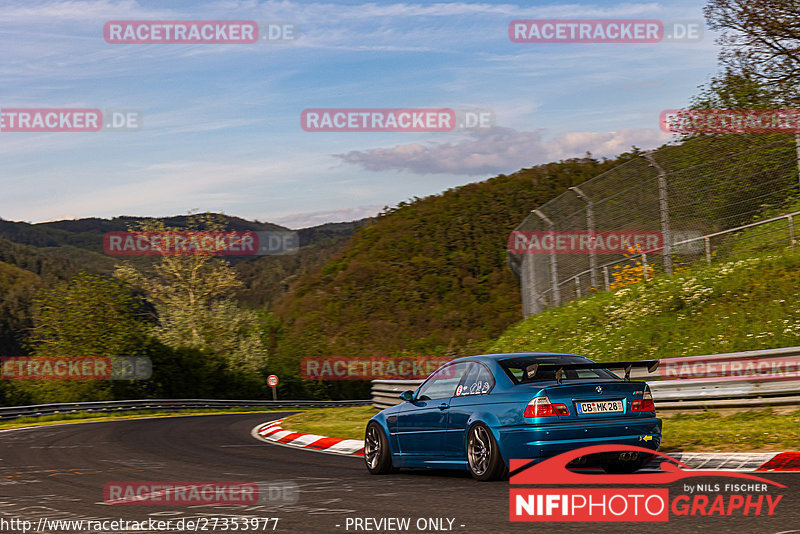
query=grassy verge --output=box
[280,406,377,440]
[490,249,800,361]
[280,406,800,452]
[0,407,293,431]
[660,409,800,452]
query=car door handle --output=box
[438,403,449,410]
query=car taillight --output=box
[631,390,655,412]
[524,396,569,417]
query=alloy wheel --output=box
[468,425,491,476]
[365,425,381,469]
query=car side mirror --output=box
[399,390,414,402]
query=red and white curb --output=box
[250,419,800,470]
[251,418,364,456]
[664,451,800,471]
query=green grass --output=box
[724,198,800,256]
[661,409,800,452]
[490,249,800,361]
[0,407,292,430]
[280,406,378,440]
[281,406,800,451]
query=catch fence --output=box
[508,134,800,316]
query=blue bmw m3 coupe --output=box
[364,353,662,480]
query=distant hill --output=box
[0,215,286,255]
[0,153,640,387]
[0,214,369,302]
[0,236,91,281]
[270,152,638,371]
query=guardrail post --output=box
[603,266,610,291]
[789,215,796,250]
[704,237,712,265]
[575,275,581,299]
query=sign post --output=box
[267,374,279,401]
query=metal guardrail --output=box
[372,380,424,409]
[0,398,372,421]
[371,347,800,411]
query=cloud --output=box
[268,204,383,229]
[333,127,671,175]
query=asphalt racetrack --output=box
[0,413,797,534]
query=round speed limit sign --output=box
[267,375,279,387]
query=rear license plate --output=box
[576,400,623,414]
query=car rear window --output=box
[500,355,618,384]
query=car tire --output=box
[466,423,507,481]
[364,422,394,475]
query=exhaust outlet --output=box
[618,451,639,461]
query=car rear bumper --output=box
[497,417,662,462]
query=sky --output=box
[0,0,719,228]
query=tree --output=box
[30,273,148,356]
[0,261,40,356]
[705,0,800,104]
[113,213,267,373]
[8,273,150,404]
[689,70,779,110]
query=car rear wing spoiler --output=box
[525,360,660,384]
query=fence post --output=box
[603,266,610,291]
[570,186,599,290]
[575,275,582,299]
[642,253,649,281]
[522,253,542,316]
[789,215,796,250]
[704,237,712,265]
[795,133,800,189]
[643,152,673,275]
[533,209,560,307]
